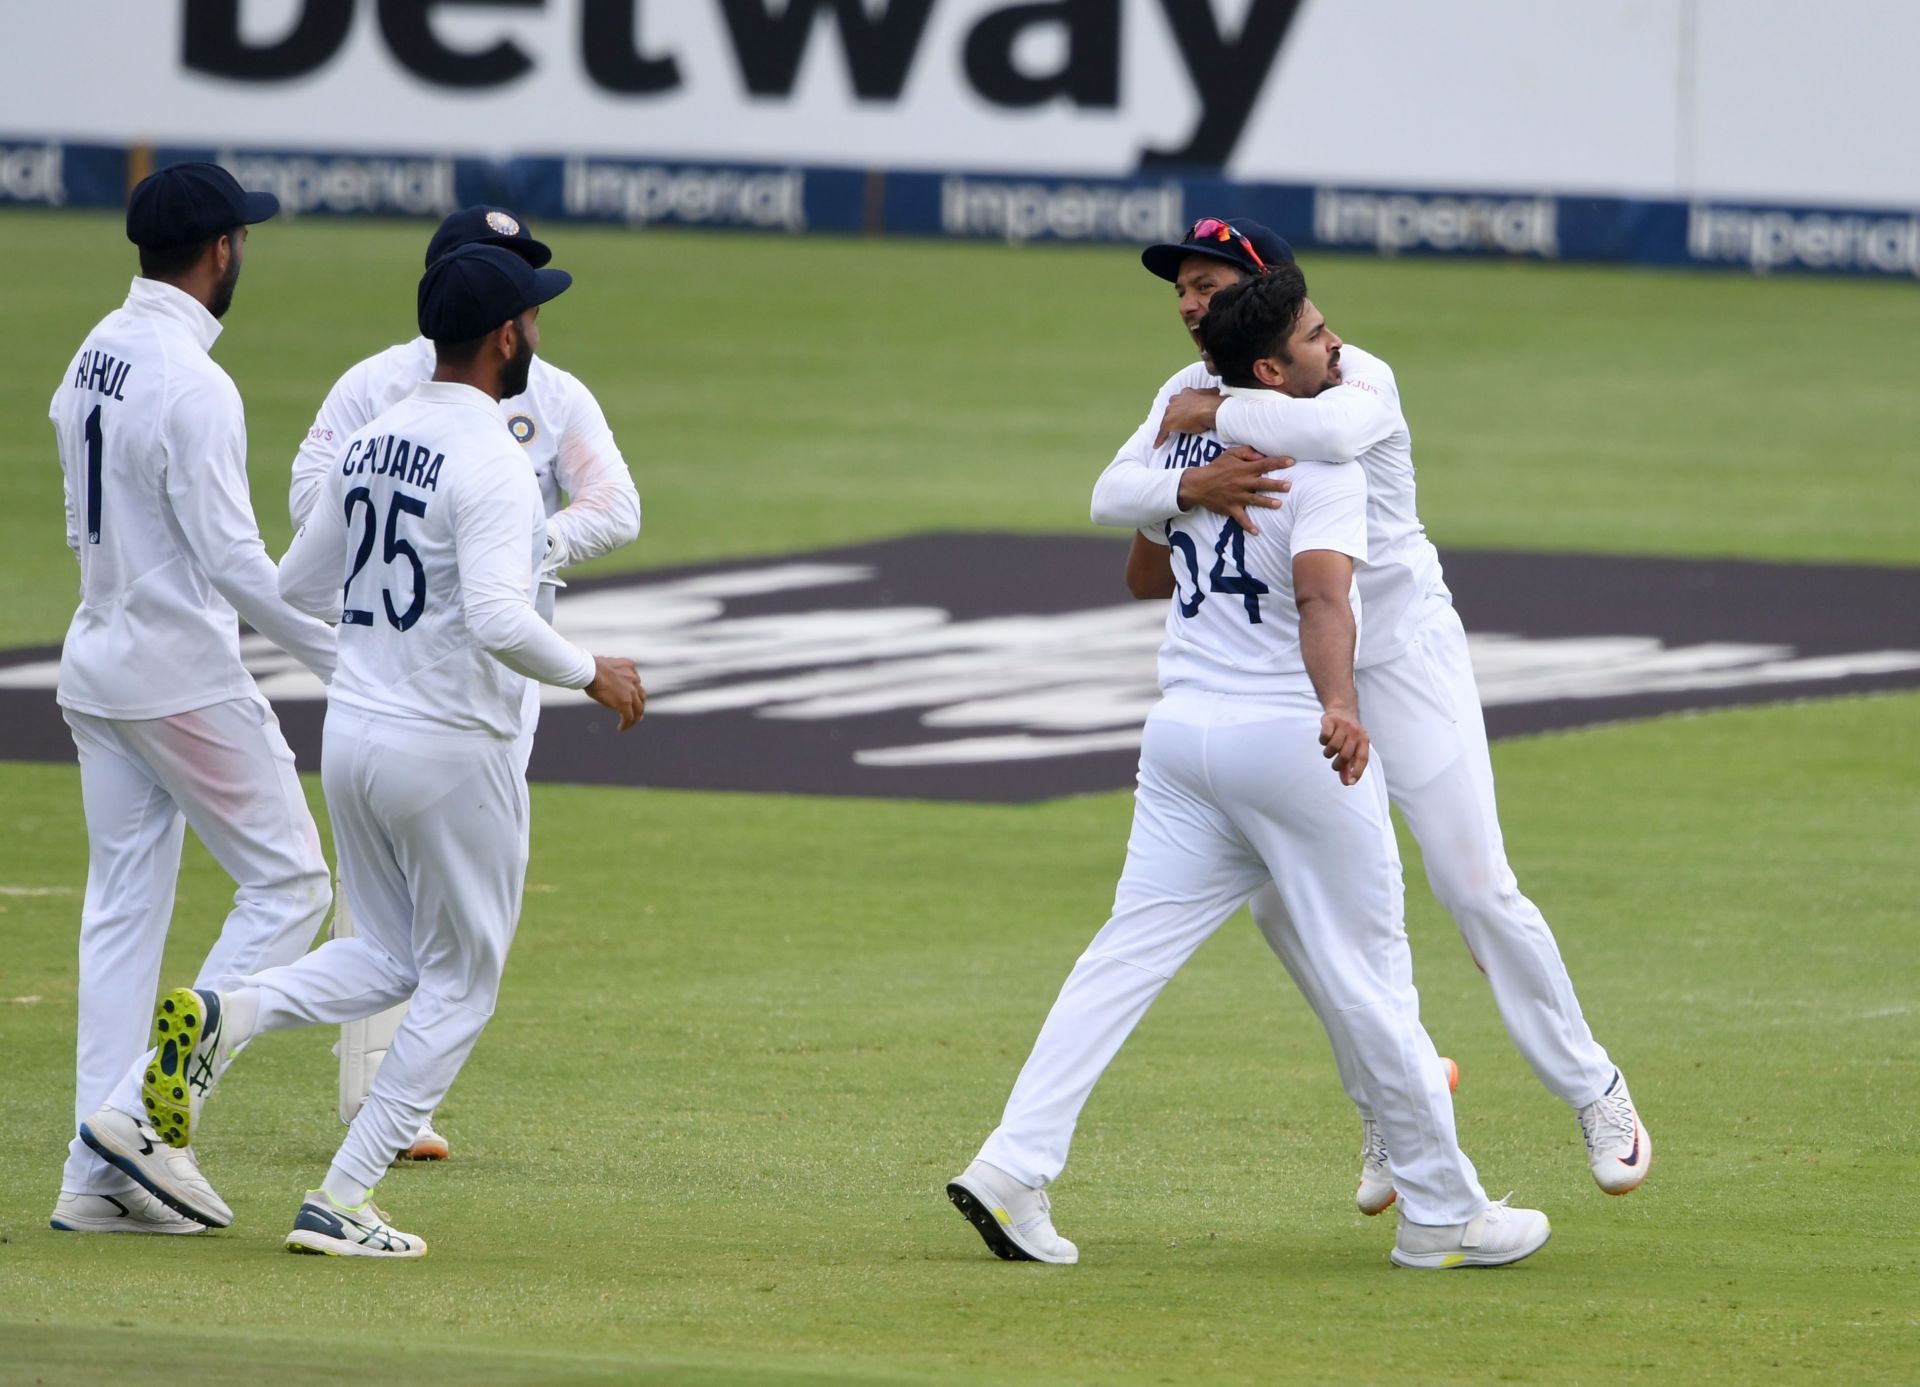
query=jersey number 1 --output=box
[84,404,104,544]
[342,487,428,631]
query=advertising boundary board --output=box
[3,136,1917,281]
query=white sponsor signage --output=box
[2,1,1917,206]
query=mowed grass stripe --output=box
[1,693,1915,1384]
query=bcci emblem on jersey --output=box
[508,414,538,445]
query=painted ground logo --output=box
[0,534,1915,803]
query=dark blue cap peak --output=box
[417,243,572,343]
[126,161,279,251]
[1141,217,1294,282]
[425,205,552,269]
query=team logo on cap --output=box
[486,210,521,236]
[508,414,538,445]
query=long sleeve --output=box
[163,372,337,682]
[1091,417,1185,528]
[276,472,350,621]
[290,364,377,526]
[452,463,596,689]
[1214,379,1398,464]
[546,379,640,564]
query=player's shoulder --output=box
[1336,344,1398,394]
[339,338,434,399]
[1289,457,1368,503]
[1155,358,1218,401]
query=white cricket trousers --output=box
[977,691,1487,1227]
[334,684,539,1123]
[62,696,330,1195]
[1250,603,1617,1115]
[241,706,528,1189]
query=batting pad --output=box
[333,889,411,1124]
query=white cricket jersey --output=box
[277,381,597,740]
[290,337,639,566]
[1091,346,1450,667]
[49,277,336,721]
[1155,391,1368,699]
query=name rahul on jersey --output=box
[70,349,133,401]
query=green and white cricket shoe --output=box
[77,1106,233,1228]
[50,1188,205,1235]
[285,1190,427,1259]
[1391,1197,1550,1270]
[946,1160,1078,1264]
[142,987,229,1149]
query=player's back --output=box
[314,382,548,739]
[50,280,254,718]
[1156,455,1368,698]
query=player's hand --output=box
[1155,387,1224,445]
[1176,446,1294,535]
[1319,710,1370,786]
[585,655,645,731]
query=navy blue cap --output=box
[1141,217,1294,282]
[424,205,552,269]
[125,161,279,251]
[417,243,571,342]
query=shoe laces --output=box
[1361,1119,1389,1170]
[1578,1089,1636,1153]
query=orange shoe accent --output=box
[400,1134,449,1162]
[1442,1057,1460,1093]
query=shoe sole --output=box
[50,1216,205,1235]
[1597,1123,1653,1196]
[143,988,209,1149]
[398,1139,450,1162]
[286,1230,427,1259]
[945,1179,1074,1264]
[1390,1224,1551,1270]
[77,1121,232,1229]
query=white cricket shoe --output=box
[1578,1070,1651,1195]
[1391,1198,1551,1270]
[1356,1056,1460,1216]
[398,1120,450,1162]
[50,1188,204,1235]
[946,1160,1078,1264]
[77,1107,232,1229]
[285,1190,427,1259]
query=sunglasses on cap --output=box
[1188,217,1268,272]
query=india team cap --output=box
[425,205,553,268]
[125,161,279,250]
[1140,217,1294,282]
[417,242,572,342]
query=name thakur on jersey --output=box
[71,349,132,401]
[342,433,444,491]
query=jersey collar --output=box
[123,276,222,351]
[1220,383,1272,400]
[412,379,502,412]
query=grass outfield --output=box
[1,211,1917,1383]
[1,697,1917,1384]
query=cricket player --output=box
[1093,218,1650,1211]
[52,163,337,1236]
[292,205,641,1161]
[87,244,647,1256]
[950,268,1550,1271]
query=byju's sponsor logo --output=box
[562,159,806,231]
[1315,189,1559,257]
[1,536,1915,803]
[941,177,1184,245]
[1688,204,1920,277]
[213,151,456,217]
[0,141,63,206]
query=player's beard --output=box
[207,251,241,320]
[499,323,535,399]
